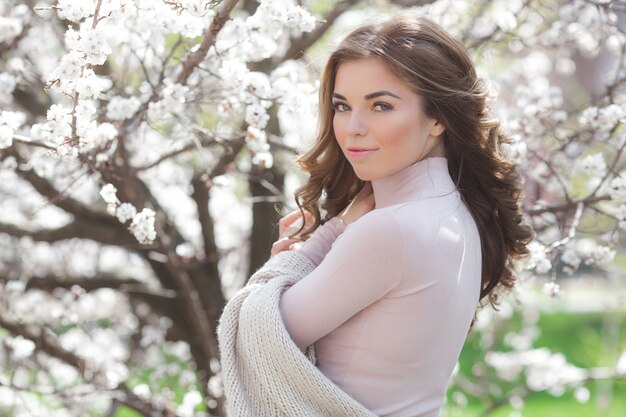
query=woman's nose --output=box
[347,111,368,136]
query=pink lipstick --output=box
[347,147,378,158]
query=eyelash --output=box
[331,102,393,112]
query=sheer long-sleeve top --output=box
[278,157,482,417]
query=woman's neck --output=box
[371,157,457,209]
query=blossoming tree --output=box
[0,0,625,416]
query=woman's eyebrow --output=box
[365,90,401,100]
[332,91,401,100]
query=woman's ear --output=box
[429,119,446,137]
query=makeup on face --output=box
[331,57,444,181]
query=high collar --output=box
[372,157,458,209]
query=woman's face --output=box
[332,57,446,181]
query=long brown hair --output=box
[289,13,534,308]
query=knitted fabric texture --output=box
[216,250,378,417]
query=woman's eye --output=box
[373,102,392,112]
[332,103,350,112]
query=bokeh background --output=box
[0,0,625,416]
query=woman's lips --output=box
[347,148,378,158]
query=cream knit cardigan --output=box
[216,251,378,417]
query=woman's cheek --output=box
[375,122,404,147]
[376,113,417,147]
[333,118,346,144]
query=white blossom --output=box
[0,124,13,149]
[245,103,270,129]
[45,104,73,141]
[182,0,215,18]
[0,72,17,102]
[146,79,189,121]
[100,183,119,205]
[245,13,282,60]
[252,151,274,169]
[452,391,467,407]
[578,106,599,128]
[75,99,97,119]
[133,383,151,399]
[0,17,23,43]
[246,126,273,168]
[47,104,72,125]
[64,26,80,50]
[543,281,561,297]
[93,122,118,143]
[576,238,616,266]
[577,153,606,177]
[579,104,625,132]
[116,203,137,223]
[57,0,96,22]
[176,242,195,258]
[162,79,189,105]
[492,4,517,32]
[574,386,590,403]
[0,111,26,131]
[283,6,316,31]
[129,208,157,244]
[177,390,203,417]
[587,245,615,266]
[597,104,625,127]
[106,96,142,120]
[75,69,112,99]
[561,247,581,275]
[52,50,87,83]
[617,350,626,375]
[241,71,273,106]
[6,335,35,360]
[78,28,112,65]
[522,241,552,273]
[616,204,626,230]
[260,0,316,32]
[608,175,626,200]
[217,96,243,120]
[502,136,527,165]
[245,126,267,151]
[218,58,249,89]
[486,348,585,390]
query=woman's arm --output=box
[279,211,406,351]
[296,217,346,266]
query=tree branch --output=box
[0,219,139,247]
[525,195,610,216]
[0,313,176,417]
[20,274,175,299]
[279,0,361,62]
[176,0,241,85]
[0,314,83,370]
[11,152,117,226]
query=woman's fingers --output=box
[278,210,301,235]
[278,209,314,238]
[270,237,301,257]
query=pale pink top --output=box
[279,156,482,417]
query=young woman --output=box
[217,13,534,417]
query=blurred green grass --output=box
[443,310,626,417]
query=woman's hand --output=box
[270,209,314,258]
[338,181,375,226]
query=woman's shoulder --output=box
[381,195,478,244]
[344,208,404,237]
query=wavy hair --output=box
[288,14,534,308]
